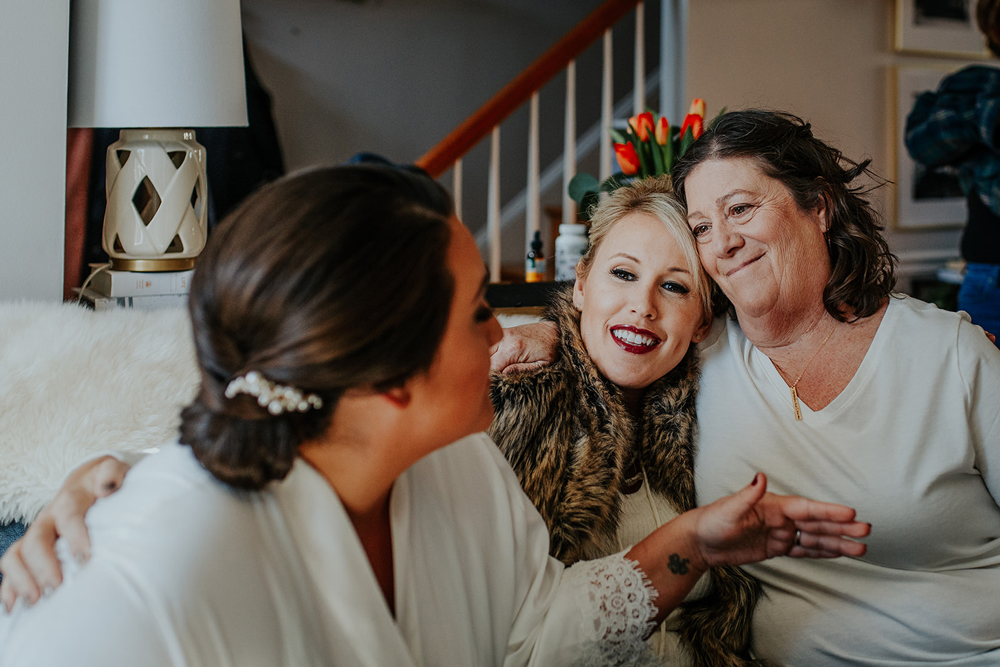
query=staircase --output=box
[416,0,688,282]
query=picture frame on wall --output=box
[895,0,990,58]
[894,66,968,230]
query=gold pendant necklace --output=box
[789,324,836,421]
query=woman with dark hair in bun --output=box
[0,164,867,666]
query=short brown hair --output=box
[673,109,896,322]
[180,164,454,490]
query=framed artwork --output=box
[895,0,991,58]
[893,66,967,230]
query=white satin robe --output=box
[0,435,653,667]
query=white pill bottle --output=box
[554,223,589,282]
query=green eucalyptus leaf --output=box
[568,172,601,205]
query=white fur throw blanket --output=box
[0,302,199,523]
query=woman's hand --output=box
[489,322,560,374]
[628,472,869,626]
[0,456,129,611]
[692,472,870,570]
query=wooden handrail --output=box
[416,0,641,177]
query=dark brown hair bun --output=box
[179,164,454,489]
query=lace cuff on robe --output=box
[562,551,661,666]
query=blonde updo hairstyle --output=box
[576,174,713,325]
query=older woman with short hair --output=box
[673,109,1000,665]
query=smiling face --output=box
[573,211,710,390]
[683,157,831,322]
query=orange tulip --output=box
[680,113,704,140]
[637,111,654,141]
[614,142,640,176]
[654,116,669,145]
[629,113,654,142]
[688,98,706,118]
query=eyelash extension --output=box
[611,268,635,281]
[663,282,690,295]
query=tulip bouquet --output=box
[568,99,719,218]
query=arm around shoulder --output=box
[0,455,131,610]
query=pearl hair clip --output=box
[224,371,324,416]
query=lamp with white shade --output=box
[69,0,248,272]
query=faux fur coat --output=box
[489,287,761,667]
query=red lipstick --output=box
[610,325,662,355]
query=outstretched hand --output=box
[693,472,870,569]
[0,456,129,612]
[489,322,559,374]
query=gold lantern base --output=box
[109,257,197,272]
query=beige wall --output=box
[687,0,967,277]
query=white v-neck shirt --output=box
[695,295,1000,666]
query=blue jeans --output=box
[960,263,1000,346]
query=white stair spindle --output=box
[633,1,645,116]
[488,127,501,282]
[661,0,688,124]
[452,157,463,222]
[527,91,540,260]
[562,60,576,227]
[600,28,613,183]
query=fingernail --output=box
[75,551,89,566]
[751,474,759,486]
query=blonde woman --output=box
[490,176,756,666]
